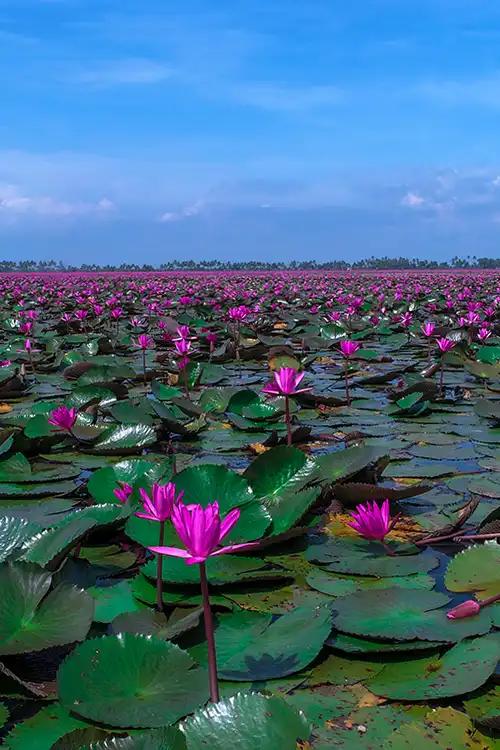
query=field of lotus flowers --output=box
[0,269,498,748]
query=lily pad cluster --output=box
[0,270,499,748]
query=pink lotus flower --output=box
[136,482,184,523]
[340,340,360,358]
[446,600,480,620]
[436,337,456,353]
[114,482,133,504]
[136,333,154,350]
[262,367,312,397]
[421,322,435,337]
[48,405,77,432]
[347,499,392,541]
[149,501,257,565]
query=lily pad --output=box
[181,692,311,750]
[58,633,209,728]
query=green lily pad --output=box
[243,446,319,533]
[464,685,500,730]
[181,692,311,750]
[218,603,332,680]
[172,463,271,542]
[332,588,492,642]
[307,538,440,577]
[91,424,157,455]
[445,543,500,598]
[88,580,146,623]
[58,633,209,728]
[306,570,435,597]
[369,634,500,700]
[0,516,40,563]
[0,563,94,655]
[3,704,92,750]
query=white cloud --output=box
[159,200,205,223]
[73,58,173,86]
[0,184,115,219]
[401,191,425,207]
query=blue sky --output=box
[2,0,500,263]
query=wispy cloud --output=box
[71,58,173,87]
[159,200,205,223]
[227,82,342,112]
[0,183,115,220]
[417,72,500,108]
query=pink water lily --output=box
[262,367,311,445]
[339,340,360,358]
[421,321,435,337]
[436,337,455,353]
[136,482,183,522]
[113,482,133,504]
[347,499,393,541]
[262,367,311,397]
[48,405,77,432]
[149,501,256,565]
[136,333,154,350]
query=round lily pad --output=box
[181,692,311,750]
[57,633,209,727]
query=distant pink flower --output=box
[48,405,77,432]
[446,600,480,620]
[93,304,104,316]
[75,309,88,320]
[400,312,413,328]
[228,305,250,322]
[0,360,11,367]
[436,337,455,353]
[262,367,312,397]
[174,338,191,357]
[347,499,392,541]
[477,327,491,342]
[114,482,133,504]
[339,340,360,358]
[421,322,435,337]
[19,321,33,334]
[136,482,183,523]
[136,333,154,350]
[149,501,257,565]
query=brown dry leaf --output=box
[351,684,386,708]
[249,442,270,455]
[273,322,288,330]
[0,403,12,413]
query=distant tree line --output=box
[0,255,499,272]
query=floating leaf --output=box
[181,692,311,750]
[369,634,500,700]
[58,633,208,727]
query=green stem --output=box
[285,395,292,446]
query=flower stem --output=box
[156,521,165,612]
[344,359,350,406]
[439,359,444,395]
[142,349,147,386]
[285,395,292,446]
[199,562,219,703]
[479,592,500,608]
